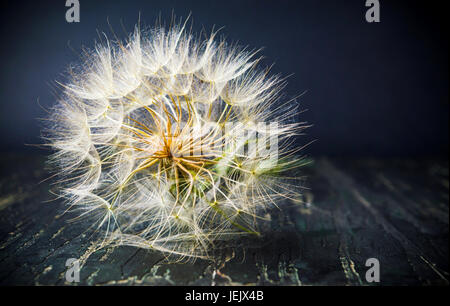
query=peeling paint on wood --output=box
[0,154,448,285]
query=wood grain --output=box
[0,154,447,285]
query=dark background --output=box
[0,0,448,158]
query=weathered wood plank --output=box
[0,154,448,285]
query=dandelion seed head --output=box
[43,16,308,260]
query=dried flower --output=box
[43,17,308,260]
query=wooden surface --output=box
[0,153,448,285]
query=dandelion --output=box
[42,17,309,260]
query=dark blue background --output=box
[0,0,448,157]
